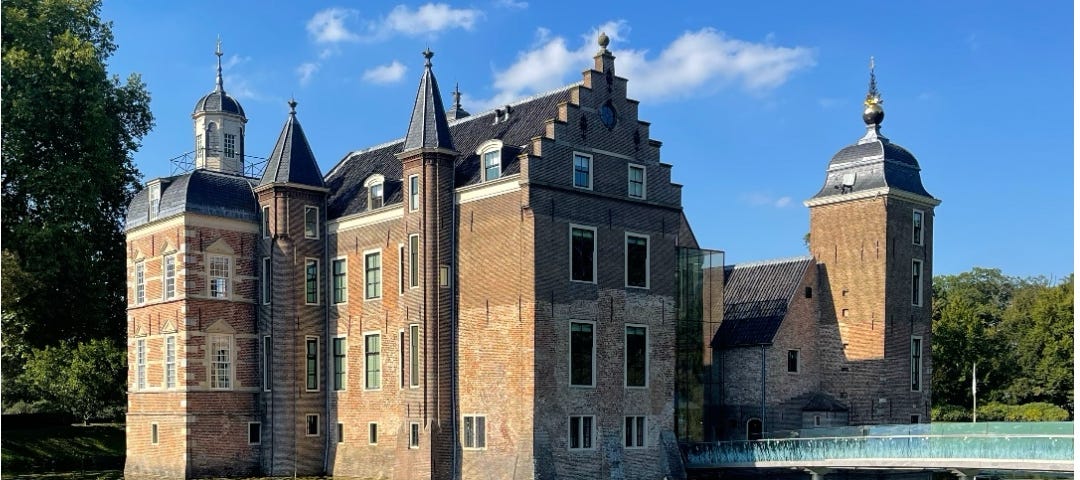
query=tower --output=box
[805,58,939,424]
[192,38,247,174]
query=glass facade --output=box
[675,247,725,443]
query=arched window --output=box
[364,175,385,210]
[746,418,763,441]
[206,122,220,155]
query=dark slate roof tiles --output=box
[713,256,814,348]
[260,109,325,188]
[126,169,258,230]
[810,126,933,200]
[193,90,245,117]
[402,63,455,152]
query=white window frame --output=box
[398,244,406,294]
[306,414,320,437]
[623,415,647,449]
[409,421,420,449]
[332,256,348,305]
[223,132,236,158]
[363,250,382,300]
[462,414,487,450]
[628,164,646,200]
[368,422,378,445]
[305,335,320,392]
[163,254,176,300]
[305,258,320,305]
[164,335,176,389]
[364,331,382,391]
[332,335,347,391]
[910,336,923,392]
[572,152,593,190]
[365,175,385,211]
[409,324,420,388]
[569,224,597,284]
[787,349,800,374]
[409,174,420,211]
[261,257,271,305]
[912,209,925,246]
[136,338,147,390]
[248,422,261,445]
[262,335,272,392]
[409,234,420,289]
[135,261,146,305]
[482,149,501,182]
[208,255,231,300]
[151,423,159,445]
[568,415,595,451]
[568,320,596,388]
[624,324,648,388]
[304,206,319,240]
[208,334,233,390]
[624,232,650,289]
[912,259,924,307]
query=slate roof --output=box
[809,125,933,201]
[126,169,258,230]
[712,256,814,348]
[260,106,325,188]
[402,57,454,152]
[802,391,849,412]
[193,90,245,117]
[325,84,576,218]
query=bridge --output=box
[682,422,1073,479]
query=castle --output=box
[124,38,937,479]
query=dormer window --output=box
[364,175,385,211]
[476,140,503,182]
[147,181,162,219]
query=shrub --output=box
[1013,402,1070,421]
[931,404,970,422]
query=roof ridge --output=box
[449,82,582,126]
[727,255,813,269]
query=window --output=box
[483,150,501,181]
[625,325,647,387]
[912,259,923,306]
[338,423,345,443]
[261,257,271,305]
[304,206,319,239]
[439,265,450,287]
[209,335,232,389]
[365,251,382,300]
[409,422,420,449]
[333,337,346,391]
[365,333,381,390]
[814,415,821,427]
[196,134,204,160]
[573,153,592,189]
[625,233,649,288]
[911,414,921,424]
[248,423,261,445]
[305,259,319,305]
[624,416,645,448]
[306,336,319,391]
[912,210,924,246]
[136,339,147,390]
[148,183,161,217]
[787,350,800,373]
[570,226,596,283]
[135,262,145,304]
[409,235,420,288]
[569,416,594,450]
[209,256,230,299]
[151,423,159,445]
[262,336,272,392]
[628,164,645,199]
[332,258,347,304]
[463,415,486,449]
[398,244,406,294]
[410,325,420,387]
[306,414,319,436]
[570,321,594,386]
[164,336,176,388]
[261,206,270,238]
[399,330,406,388]
[409,175,420,211]
[223,133,236,158]
[368,422,378,445]
[369,183,384,210]
[207,122,219,154]
[911,336,922,392]
[164,255,176,299]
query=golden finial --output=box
[863,56,884,126]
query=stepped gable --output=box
[325,84,576,219]
[126,169,258,230]
[259,100,325,188]
[713,256,814,347]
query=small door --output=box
[746,418,763,441]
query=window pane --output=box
[409,236,419,288]
[370,184,384,209]
[366,334,381,389]
[570,323,593,385]
[164,256,176,299]
[476,417,486,448]
[913,211,923,245]
[571,228,594,282]
[262,257,271,304]
[570,417,580,449]
[333,259,346,304]
[787,350,799,373]
[263,336,272,391]
[165,336,176,388]
[409,176,419,210]
[464,416,474,447]
[306,338,318,390]
[262,207,270,237]
[333,337,345,391]
[626,235,647,287]
[210,257,229,298]
[484,151,500,181]
[573,155,590,188]
[370,423,378,444]
[307,415,318,435]
[582,416,592,448]
[410,325,420,386]
[306,260,318,304]
[636,417,644,447]
[912,261,922,305]
[135,263,145,303]
[365,253,382,299]
[629,166,644,198]
[626,326,646,387]
[305,207,318,238]
[624,417,633,447]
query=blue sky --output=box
[101,1,1073,279]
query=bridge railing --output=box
[684,422,1074,467]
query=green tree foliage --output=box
[21,339,127,423]
[1,0,153,406]
[1000,275,1074,411]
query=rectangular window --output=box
[569,415,594,450]
[912,259,923,306]
[163,255,176,299]
[304,206,319,239]
[306,414,319,436]
[625,233,649,288]
[409,175,420,211]
[365,333,381,390]
[911,336,922,392]
[164,336,176,389]
[787,350,800,373]
[398,244,406,294]
[196,134,204,160]
[135,262,145,304]
[483,150,501,181]
[261,206,270,238]
[365,251,382,300]
[911,414,921,424]
[410,324,420,387]
[338,423,344,443]
[248,423,261,445]
[570,321,594,386]
[463,415,487,449]
[306,259,319,305]
[333,337,346,391]
[209,335,231,389]
[209,256,230,299]
[223,133,236,158]
[409,234,420,288]
[151,423,159,445]
[409,422,420,449]
[368,422,378,445]
[136,339,147,390]
[306,336,319,391]
[625,325,647,387]
[369,183,384,210]
[624,416,645,448]
[399,330,406,388]
[570,226,596,283]
[332,258,347,304]
[573,153,592,189]
[148,183,161,217]
[628,164,645,199]
[262,336,272,392]
[261,257,271,305]
[912,210,924,246]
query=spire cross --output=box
[215,36,224,92]
[423,48,434,67]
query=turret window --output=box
[209,256,230,299]
[206,123,219,155]
[409,175,419,211]
[196,134,204,160]
[305,259,319,305]
[224,133,236,158]
[209,335,232,389]
[912,210,924,246]
[912,259,923,306]
[304,206,319,239]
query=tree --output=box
[1,0,153,405]
[21,339,127,423]
[1000,275,1073,412]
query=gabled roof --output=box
[713,256,814,348]
[126,169,258,230]
[402,51,454,153]
[259,102,325,188]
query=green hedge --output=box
[932,402,1070,422]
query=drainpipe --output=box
[322,195,330,475]
[760,344,767,437]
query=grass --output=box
[1,424,124,474]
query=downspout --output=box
[322,194,330,475]
[760,344,767,437]
[450,171,459,478]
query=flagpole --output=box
[972,362,977,423]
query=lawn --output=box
[1,424,124,473]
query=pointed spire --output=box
[402,49,455,152]
[447,82,470,121]
[259,98,325,188]
[215,36,224,92]
[862,56,884,127]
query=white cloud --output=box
[495,0,528,8]
[362,60,407,84]
[381,3,483,37]
[307,8,360,43]
[297,62,320,86]
[741,192,793,208]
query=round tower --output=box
[192,38,247,175]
